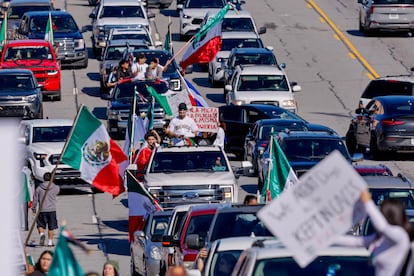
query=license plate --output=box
[389,14,399,19]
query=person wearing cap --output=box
[166,103,198,141]
[146,57,164,81]
[131,53,148,81]
[102,260,120,276]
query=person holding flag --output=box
[134,130,160,181]
[166,103,198,146]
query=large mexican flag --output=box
[61,106,128,197]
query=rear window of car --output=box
[185,0,225,9]
[361,80,413,99]
[221,38,263,51]
[370,188,414,208]
[8,5,51,19]
[222,18,254,33]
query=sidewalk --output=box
[22,189,131,275]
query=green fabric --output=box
[61,106,102,169]
[147,85,173,116]
[194,3,230,44]
[0,15,7,46]
[22,172,31,203]
[48,228,85,276]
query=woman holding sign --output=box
[335,189,414,276]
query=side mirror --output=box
[224,84,232,92]
[291,83,301,92]
[258,26,267,35]
[177,4,183,10]
[280,62,286,69]
[162,235,180,247]
[185,65,193,74]
[148,13,155,19]
[133,230,145,239]
[234,160,253,177]
[89,13,96,19]
[81,26,88,33]
[186,234,203,250]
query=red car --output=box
[0,40,61,101]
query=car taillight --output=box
[381,119,405,126]
[260,142,268,148]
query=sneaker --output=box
[47,240,54,247]
[39,235,45,246]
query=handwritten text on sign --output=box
[188,107,219,133]
[257,151,367,268]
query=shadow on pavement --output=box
[92,107,108,120]
[87,72,100,82]
[82,87,101,98]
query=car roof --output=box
[20,119,73,127]
[153,210,173,217]
[219,104,288,112]
[221,32,261,39]
[0,69,34,75]
[9,0,51,5]
[110,28,149,34]
[214,237,276,252]
[279,130,340,139]
[363,175,413,189]
[23,10,72,17]
[5,39,51,46]
[101,0,143,6]
[353,164,393,176]
[216,204,265,213]
[238,65,284,75]
[374,75,414,83]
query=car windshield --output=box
[253,256,374,276]
[150,151,229,173]
[184,214,215,242]
[221,38,263,51]
[104,46,128,60]
[113,81,168,100]
[112,34,150,43]
[281,138,350,161]
[4,46,53,60]
[238,75,289,91]
[361,80,413,99]
[150,215,170,240]
[222,18,255,32]
[0,75,35,91]
[370,189,414,209]
[260,109,303,121]
[259,122,307,140]
[209,211,272,241]
[185,0,225,8]
[99,6,144,18]
[232,53,277,67]
[29,16,79,33]
[32,126,71,143]
[7,6,51,19]
[209,251,241,276]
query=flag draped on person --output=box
[180,3,230,69]
[0,14,7,47]
[183,78,209,107]
[45,12,54,44]
[127,170,161,241]
[61,105,128,197]
[262,135,298,201]
[48,227,85,276]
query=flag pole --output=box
[25,105,84,246]
[265,129,274,203]
[163,35,196,71]
[129,86,138,164]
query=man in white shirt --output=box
[131,53,148,81]
[167,103,198,140]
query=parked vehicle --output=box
[20,119,84,186]
[16,11,88,68]
[345,96,414,159]
[0,39,61,101]
[0,69,42,119]
[130,210,172,276]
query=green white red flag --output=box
[44,12,54,44]
[61,105,128,197]
[180,3,230,69]
[0,14,7,46]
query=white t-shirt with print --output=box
[168,116,198,137]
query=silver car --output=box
[358,0,414,34]
[130,210,172,276]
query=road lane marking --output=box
[307,0,380,79]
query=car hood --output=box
[29,142,64,154]
[236,91,294,101]
[145,171,236,186]
[0,90,39,97]
[0,60,58,69]
[97,18,149,26]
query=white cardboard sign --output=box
[258,151,367,268]
[188,107,219,133]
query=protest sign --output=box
[257,150,367,268]
[188,106,219,132]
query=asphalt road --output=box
[22,0,414,274]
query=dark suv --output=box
[16,10,88,68]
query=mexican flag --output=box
[44,12,54,45]
[262,136,298,201]
[180,3,230,69]
[0,14,7,46]
[147,85,173,116]
[127,170,161,241]
[48,227,85,276]
[61,106,128,197]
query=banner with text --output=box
[258,151,367,268]
[188,107,219,132]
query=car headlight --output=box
[74,39,85,50]
[150,246,162,260]
[23,94,38,102]
[47,70,59,76]
[281,100,296,107]
[182,13,191,19]
[33,152,47,160]
[232,99,245,105]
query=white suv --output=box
[89,0,153,55]
[224,65,301,112]
[20,119,83,186]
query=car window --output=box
[370,189,414,209]
[112,34,150,43]
[387,101,414,115]
[32,126,71,143]
[185,0,225,9]
[222,18,254,32]
[105,46,127,60]
[253,257,374,276]
[100,6,144,18]
[184,214,214,241]
[221,38,263,51]
[0,75,35,91]
[7,5,51,19]
[4,46,53,61]
[150,215,170,236]
[361,80,413,99]
[238,75,289,92]
[233,53,277,67]
[172,211,186,238]
[219,107,241,121]
[209,251,239,276]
